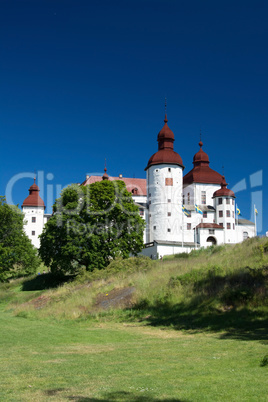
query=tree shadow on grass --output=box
[67,391,185,401]
[22,273,75,291]
[132,300,268,343]
[130,267,268,342]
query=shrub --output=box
[260,355,268,367]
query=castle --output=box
[22,114,255,255]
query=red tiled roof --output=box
[81,175,147,196]
[213,176,235,198]
[195,223,223,229]
[146,149,184,169]
[184,141,222,185]
[145,115,184,170]
[22,179,45,208]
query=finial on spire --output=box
[198,130,203,148]
[222,165,225,176]
[102,158,109,180]
[164,97,168,123]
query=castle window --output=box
[209,229,215,234]
[182,194,185,204]
[165,178,173,186]
[153,226,156,230]
[149,200,151,205]
[203,211,207,218]
[227,223,231,229]
[219,223,223,227]
[226,210,231,217]
[32,217,36,223]
[187,193,190,204]
[219,210,223,218]
[226,198,230,205]
[31,231,35,236]
[167,228,171,232]
[243,231,248,240]
[132,188,138,195]
[149,193,151,197]
[167,199,171,203]
[167,212,171,217]
[232,211,234,218]
[139,209,144,216]
[201,191,206,205]
[218,198,222,205]
[232,199,235,205]
[233,223,235,230]
[187,223,191,230]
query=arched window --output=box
[207,236,217,245]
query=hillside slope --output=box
[1,237,268,335]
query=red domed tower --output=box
[146,115,184,244]
[145,114,184,170]
[184,140,222,186]
[22,178,45,208]
[183,140,223,207]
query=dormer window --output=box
[132,188,138,195]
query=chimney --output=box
[86,174,90,180]
[119,174,123,178]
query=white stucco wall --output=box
[214,196,236,243]
[197,228,225,247]
[183,183,221,206]
[147,164,183,243]
[22,206,45,248]
[236,224,255,242]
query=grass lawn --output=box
[0,310,267,401]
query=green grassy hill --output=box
[1,236,268,333]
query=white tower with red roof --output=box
[213,176,236,244]
[145,114,184,245]
[22,179,46,248]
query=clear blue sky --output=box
[0,0,267,234]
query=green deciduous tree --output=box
[0,196,40,282]
[39,180,145,274]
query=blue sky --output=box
[0,0,267,233]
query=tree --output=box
[39,180,145,274]
[0,196,40,282]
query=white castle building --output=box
[22,115,255,255]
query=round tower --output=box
[213,176,236,243]
[145,114,184,243]
[22,178,45,248]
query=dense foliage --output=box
[0,196,40,282]
[39,180,145,274]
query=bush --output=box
[260,355,268,367]
[174,252,190,259]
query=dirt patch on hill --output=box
[94,287,135,311]
[29,294,52,309]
